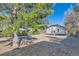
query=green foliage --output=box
[0,3,54,36]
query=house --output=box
[45,24,67,35]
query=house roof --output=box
[48,24,66,29]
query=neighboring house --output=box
[45,24,67,35]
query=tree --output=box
[64,4,79,36]
[0,3,54,48]
[0,13,10,37]
[0,3,54,35]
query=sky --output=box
[47,3,76,26]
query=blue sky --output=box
[47,3,76,26]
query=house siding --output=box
[46,25,67,35]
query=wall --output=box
[46,26,66,35]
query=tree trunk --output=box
[12,33,19,48]
[12,6,19,48]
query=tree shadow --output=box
[74,31,79,39]
[1,34,79,56]
[0,41,71,56]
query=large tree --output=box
[64,4,79,35]
[0,3,54,36]
[0,3,54,48]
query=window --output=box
[57,29,59,32]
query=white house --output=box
[45,24,67,35]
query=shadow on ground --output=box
[1,36,79,56]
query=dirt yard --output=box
[0,34,67,55]
[1,35,79,56]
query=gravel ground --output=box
[1,36,79,56]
